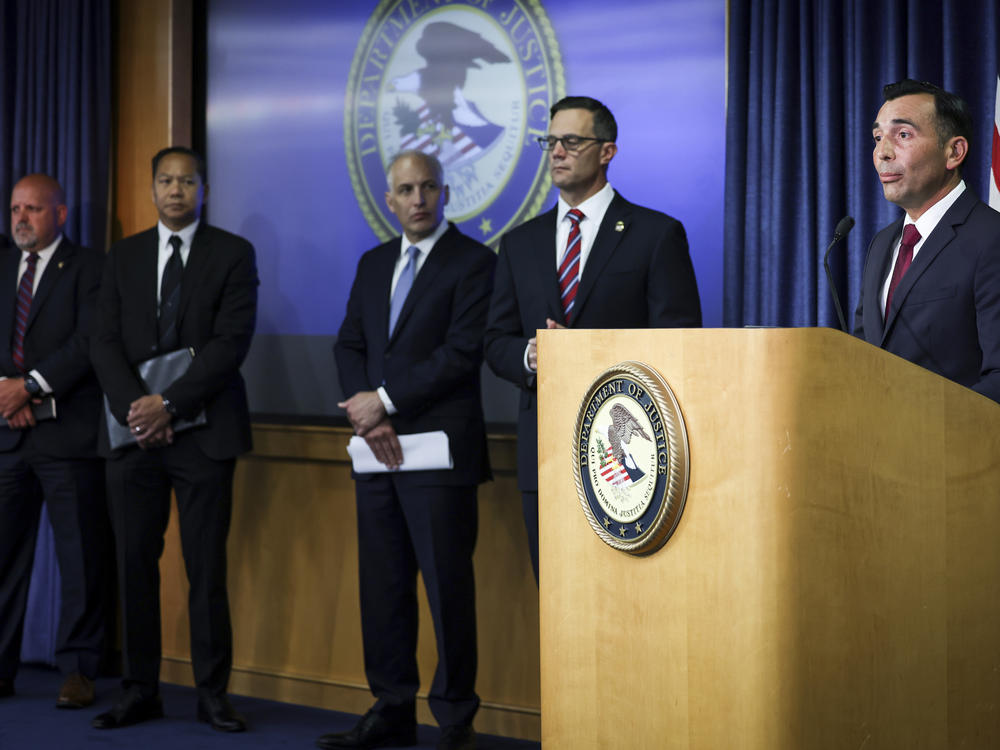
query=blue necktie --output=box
[388,245,419,335]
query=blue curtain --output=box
[0,0,111,664]
[725,0,1000,328]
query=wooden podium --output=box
[537,328,1000,749]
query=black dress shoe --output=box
[0,678,13,698]
[197,693,247,732]
[317,709,417,749]
[438,724,475,750]
[92,688,164,729]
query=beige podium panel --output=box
[537,328,1000,749]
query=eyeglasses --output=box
[536,135,606,152]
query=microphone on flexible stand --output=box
[822,216,855,333]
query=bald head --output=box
[10,174,67,252]
[15,174,66,205]
[386,149,444,190]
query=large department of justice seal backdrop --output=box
[345,0,565,247]
[573,361,690,555]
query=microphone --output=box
[823,216,855,333]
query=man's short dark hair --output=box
[152,146,207,183]
[550,96,617,142]
[882,79,973,153]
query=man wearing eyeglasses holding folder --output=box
[90,147,258,733]
[484,96,702,581]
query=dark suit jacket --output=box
[91,223,259,459]
[854,189,1000,405]
[0,238,104,457]
[334,223,496,487]
[485,191,702,491]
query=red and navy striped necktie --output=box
[12,252,38,372]
[558,208,585,323]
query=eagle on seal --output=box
[607,404,651,482]
[390,21,510,161]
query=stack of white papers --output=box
[347,430,453,473]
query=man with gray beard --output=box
[0,174,108,709]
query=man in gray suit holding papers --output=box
[326,149,494,750]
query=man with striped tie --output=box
[0,174,108,709]
[485,96,703,581]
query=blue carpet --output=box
[0,665,540,750]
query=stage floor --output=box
[0,665,541,749]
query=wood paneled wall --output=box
[112,0,191,242]
[159,426,540,739]
[112,2,540,740]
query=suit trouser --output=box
[0,446,107,680]
[105,432,235,698]
[355,475,479,729]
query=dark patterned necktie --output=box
[886,223,920,316]
[158,235,183,351]
[558,208,585,322]
[12,252,38,372]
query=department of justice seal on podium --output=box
[573,361,690,555]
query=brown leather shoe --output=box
[57,672,95,709]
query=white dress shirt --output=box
[880,181,965,315]
[378,219,451,414]
[11,235,64,394]
[522,182,617,374]
[156,219,199,304]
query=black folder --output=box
[104,347,207,450]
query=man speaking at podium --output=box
[328,150,495,750]
[856,80,1000,404]
[484,96,702,580]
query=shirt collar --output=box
[21,233,63,264]
[907,180,966,241]
[557,182,615,223]
[157,219,200,250]
[399,219,449,258]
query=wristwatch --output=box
[161,397,178,416]
[23,375,41,397]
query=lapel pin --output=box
[615,221,625,233]
[58,261,65,269]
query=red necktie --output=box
[886,223,920,316]
[12,252,38,372]
[558,208,584,322]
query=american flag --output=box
[399,104,484,166]
[991,73,1000,212]
[599,446,629,486]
